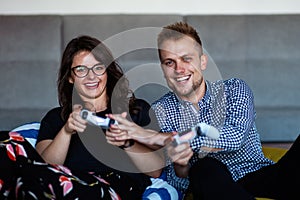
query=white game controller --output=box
[80,109,118,129]
[172,122,220,146]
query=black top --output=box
[37,98,158,188]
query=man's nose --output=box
[175,61,186,73]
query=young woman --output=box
[0,35,177,200]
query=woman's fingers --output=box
[105,134,125,146]
[107,113,133,126]
[107,127,130,140]
[65,104,88,133]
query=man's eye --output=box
[183,57,192,62]
[164,60,174,67]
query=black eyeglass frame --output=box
[71,63,106,78]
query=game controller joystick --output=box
[172,122,220,146]
[80,109,118,129]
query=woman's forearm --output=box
[123,141,165,178]
[131,130,173,150]
[36,126,72,165]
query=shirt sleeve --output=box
[37,107,64,143]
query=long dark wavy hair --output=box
[57,35,136,120]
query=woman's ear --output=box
[69,77,74,84]
[200,54,208,71]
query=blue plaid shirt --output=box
[151,78,274,193]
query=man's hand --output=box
[167,136,193,165]
[166,133,194,177]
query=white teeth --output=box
[176,76,189,82]
[86,83,98,86]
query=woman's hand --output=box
[106,112,174,149]
[64,104,87,134]
[105,112,130,146]
[36,104,87,165]
[106,112,158,142]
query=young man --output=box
[150,21,300,200]
[106,22,300,200]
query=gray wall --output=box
[185,15,300,142]
[1,14,299,142]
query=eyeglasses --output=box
[71,63,106,78]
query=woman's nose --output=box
[86,69,96,79]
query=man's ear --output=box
[200,54,208,71]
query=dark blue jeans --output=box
[189,134,300,200]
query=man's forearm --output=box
[174,163,190,178]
